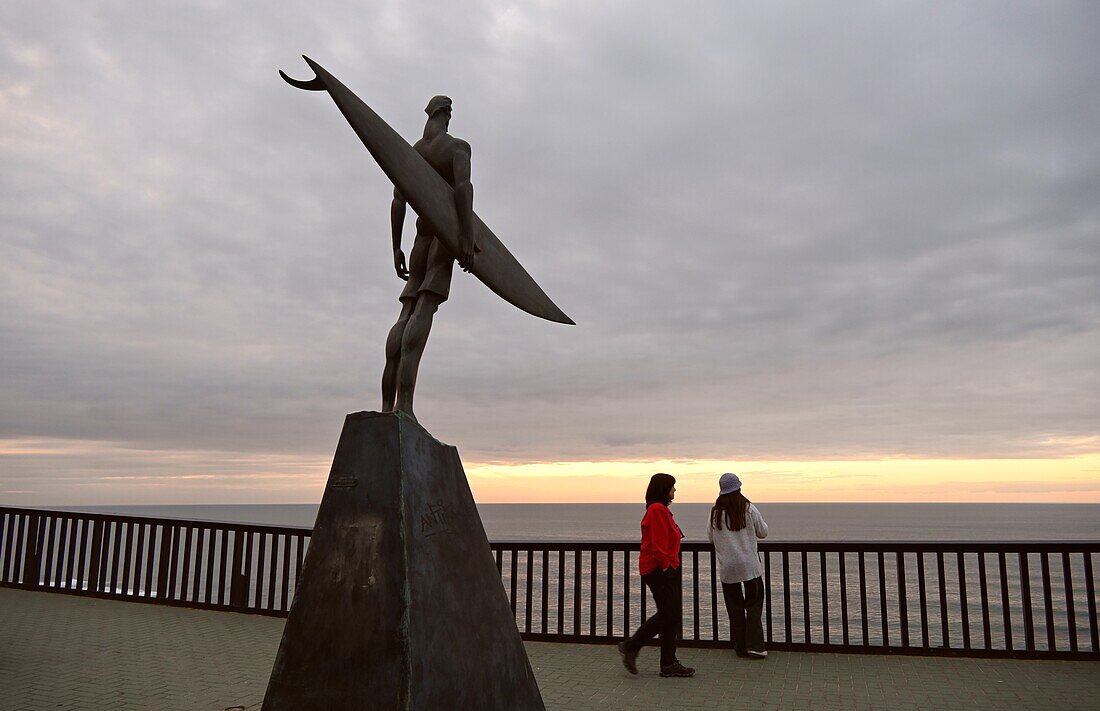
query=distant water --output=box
[70,503,1100,541]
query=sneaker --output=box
[659,661,696,677]
[618,641,638,675]
[747,650,768,659]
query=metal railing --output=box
[494,540,1099,659]
[0,507,310,614]
[1,507,1096,659]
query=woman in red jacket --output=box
[618,473,696,677]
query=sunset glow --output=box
[3,437,1097,505]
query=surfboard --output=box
[280,56,574,326]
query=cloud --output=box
[1,1,1098,502]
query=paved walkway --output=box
[0,587,1096,710]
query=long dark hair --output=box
[710,491,751,531]
[644,472,676,508]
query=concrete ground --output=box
[0,587,1096,710]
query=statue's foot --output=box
[394,404,418,424]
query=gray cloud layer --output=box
[2,2,1098,485]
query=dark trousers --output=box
[625,568,681,667]
[722,576,765,654]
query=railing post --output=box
[86,521,104,592]
[897,551,909,647]
[525,547,534,635]
[1020,552,1035,651]
[764,550,773,644]
[21,515,42,589]
[229,531,249,608]
[156,525,173,599]
[0,513,15,583]
[709,548,718,640]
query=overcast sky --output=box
[2,1,1098,503]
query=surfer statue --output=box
[280,56,572,423]
[382,95,475,422]
[268,58,558,710]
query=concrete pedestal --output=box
[262,411,544,710]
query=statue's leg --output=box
[382,301,415,411]
[395,292,443,421]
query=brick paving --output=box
[0,587,1096,710]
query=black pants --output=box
[722,577,765,654]
[625,568,681,667]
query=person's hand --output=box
[394,249,409,281]
[458,237,479,273]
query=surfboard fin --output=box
[280,56,326,91]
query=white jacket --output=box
[707,503,768,584]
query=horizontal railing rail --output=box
[2,506,1096,659]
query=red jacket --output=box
[639,502,683,575]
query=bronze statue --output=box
[281,57,572,422]
[268,58,556,711]
[382,96,474,421]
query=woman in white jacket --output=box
[707,472,769,658]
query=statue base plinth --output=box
[262,411,544,710]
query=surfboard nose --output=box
[279,55,327,91]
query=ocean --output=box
[71,502,1100,541]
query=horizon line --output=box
[26,500,1100,507]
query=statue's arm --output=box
[391,187,409,280]
[452,143,476,270]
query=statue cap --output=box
[425,95,452,116]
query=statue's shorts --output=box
[400,225,454,303]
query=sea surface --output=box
[71,503,1100,541]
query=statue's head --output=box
[424,95,452,121]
